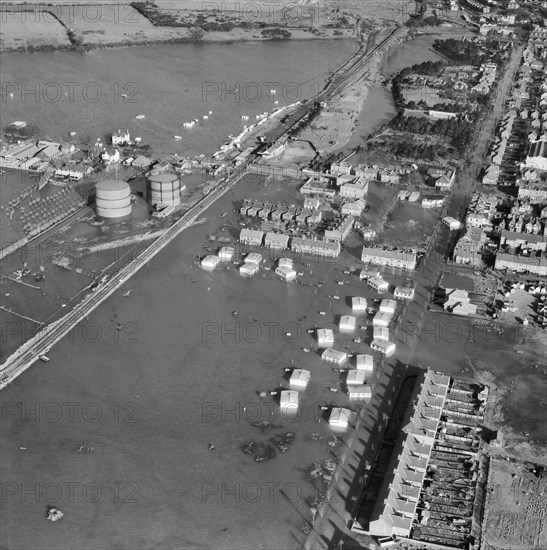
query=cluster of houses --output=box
[0,138,76,173]
[355,370,487,549]
[240,199,323,225]
[484,27,547,186]
[239,228,341,258]
[471,62,497,94]
[452,191,547,275]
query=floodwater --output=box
[344,32,447,151]
[0,40,357,156]
[0,171,394,550]
[0,33,493,549]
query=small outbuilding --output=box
[329,407,351,428]
[289,369,311,389]
[346,370,366,386]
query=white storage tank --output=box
[147,172,182,208]
[95,179,132,218]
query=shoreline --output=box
[0,29,357,55]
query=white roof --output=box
[201,255,220,268]
[371,339,396,355]
[379,299,396,313]
[348,385,372,399]
[245,252,262,263]
[280,390,299,408]
[276,266,297,279]
[239,263,259,275]
[352,297,368,311]
[373,311,393,327]
[373,326,390,341]
[368,276,389,289]
[346,370,366,385]
[329,407,351,427]
[339,315,356,330]
[322,349,347,363]
[317,328,335,345]
[289,369,310,388]
[355,354,374,371]
[240,228,264,242]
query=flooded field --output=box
[378,201,439,249]
[0,171,411,550]
[410,310,547,460]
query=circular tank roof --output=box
[95,179,130,192]
[149,172,178,183]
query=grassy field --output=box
[0,14,71,50]
[1,0,417,51]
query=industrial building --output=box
[147,171,184,208]
[95,179,132,219]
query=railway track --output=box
[1,25,407,389]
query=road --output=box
[0,169,247,389]
[1,24,409,389]
[303,41,525,550]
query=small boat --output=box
[319,311,326,315]
[202,115,208,120]
[136,114,145,119]
[39,355,50,362]
[193,118,199,123]
[241,115,249,120]
[174,135,182,140]
[19,446,27,451]
[183,122,194,128]
[70,131,77,136]
[208,443,215,450]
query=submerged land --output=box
[1,2,547,550]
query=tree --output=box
[189,27,204,42]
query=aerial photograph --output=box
[1,0,546,549]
